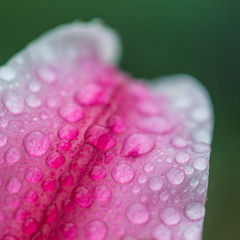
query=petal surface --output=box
[0,22,213,240]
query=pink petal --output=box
[0,21,213,240]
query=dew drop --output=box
[41,177,56,191]
[25,94,42,108]
[175,151,190,164]
[184,225,201,240]
[152,225,171,240]
[72,186,93,208]
[138,173,147,184]
[166,167,185,185]
[89,166,106,181]
[37,65,57,83]
[58,125,79,141]
[46,152,65,169]
[45,204,58,223]
[148,176,163,191]
[6,194,22,209]
[57,139,71,151]
[22,218,38,234]
[93,185,111,201]
[121,133,154,157]
[86,220,107,240]
[126,203,150,224]
[5,147,21,164]
[58,172,73,187]
[171,136,188,149]
[159,191,169,202]
[144,162,154,173]
[6,177,21,194]
[112,164,135,184]
[184,202,205,220]
[25,167,43,183]
[28,81,41,93]
[193,157,208,171]
[59,222,77,239]
[0,66,16,82]
[24,131,50,157]
[3,91,24,114]
[160,207,180,225]
[58,103,83,122]
[24,190,38,202]
[107,115,125,133]
[0,133,7,147]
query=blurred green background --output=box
[0,0,239,239]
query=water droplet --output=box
[3,91,24,114]
[184,166,194,175]
[189,178,199,188]
[6,177,21,193]
[184,202,205,220]
[58,172,73,187]
[6,194,22,208]
[22,218,38,234]
[184,225,201,240]
[0,66,16,82]
[72,186,92,208]
[0,117,8,128]
[58,103,83,122]
[171,136,188,149]
[58,125,79,141]
[25,167,43,182]
[160,207,180,225]
[14,208,29,220]
[159,192,169,202]
[126,203,150,224]
[62,199,75,212]
[138,173,147,184]
[37,65,57,83]
[25,94,41,108]
[148,176,163,191]
[152,225,171,240]
[121,133,154,157]
[175,151,190,164]
[137,116,172,134]
[193,157,208,171]
[0,133,7,147]
[41,177,56,191]
[28,81,41,92]
[75,83,106,105]
[93,185,111,201]
[24,131,50,157]
[107,115,125,133]
[86,220,107,240]
[5,147,21,164]
[45,204,58,223]
[192,142,210,153]
[166,167,185,185]
[112,164,135,184]
[144,162,154,173]
[190,106,210,123]
[59,222,77,239]
[89,166,106,181]
[57,139,71,151]
[24,190,38,202]
[46,152,65,169]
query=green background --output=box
[0,1,239,239]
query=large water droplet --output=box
[46,152,65,169]
[89,166,106,181]
[41,177,56,191]
[112,164,135,184]
[58,103,83,122]
[166,167,185,185]
[37,65,57,83]
[72,186,92,208]
[193,157,208,171]
[3,91,24,115]
[93,185,111,202]
[184,225,201,240]
[159,207,180,225]
[184,202,205,220]
[5,147,21,164]
[126,203,150,224]
[121,133,154,157]
[25,167,43,183]
[85,220,107,240]
[24,131,50,157]
[0,66,16,82]
[6,177,21,193]
[175,151,190,164]
[58,125,79,141]
[148,176,163,191]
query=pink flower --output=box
[0,21,214,240]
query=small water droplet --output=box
[175,151,190,164]
[152,225,171,240]
[37,65,57,83]
[58,103,83,122]
[59,222,78,239]
[22,218,38,234]
[24,190,38,202]
[28,81,41,92]
[193,157,208,171]
[25,167,43,183]
[6,194,22,209]
[160,207,180,225]
[126,203,150,224]
[46,152,65,169]
[112,164,134,184]
[58,172,73,187]
[58,125,79,141]
[25,94,41,108]
[85,220,107,240]
[5,147,21,164]
[45,204,58,223]
[6,177,21,193]
[159,191,169,202]
[166,167,185,185]
[89,166,106,181]
[3,91,24,114]
[148,176,163,191]
[0,66,16,82]
[171,136,188,149]
[24,131,50,157]
[72,186,92,208]
[93,185,111,201]
[0,133,7,147]
[41,177,56,191]
[138,173,147,184]
[184,225,201,240]
[107,115,125,133]
[144,162,154,173]
[184,202,205,220]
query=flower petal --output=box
[0,22,213,240]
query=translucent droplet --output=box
[3,91,24,115]
[24,190,38,202]
[6,194,22,209]
[25,94,41,108]
[6,177,21,193]
[184,225,201,240]
[58,172,73,187]
[59,222,77,240]
[148,176,163,191]
[58,125,79,141]
[152,225,171,240]
[58,103,83,122]
[121,133,154,157]
[93,185,111,201]
[86,220,107,240]
[45,204,58,223]
[166,167,185,185]
[0,133,7,147]
[175,151,190,164]
[25,167,43,183]
[159,191,169,202]
[171,136,188,149]
[160,207,181,226]
[22,218,38,234]
[189,178,199,188]
[193,157,208,171]
[46,152,65,169]
[184,202,205,220]
[138,173,147,184]
[41,177,56,191]
[112,164,135,184]
[89,166,106,181]
[72,186,92,208]
[107,115,125,133]
[28,81,41,93]
[126,203,150,224]
[37,65,57,83]
[5,147,21,164]
[0,66,16,82]
[24,131,50,157]
[144,162,154,173]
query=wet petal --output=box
[0,22,213,240]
